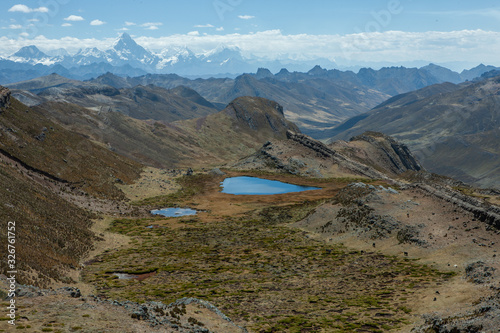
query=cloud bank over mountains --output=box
[1,29,500,70]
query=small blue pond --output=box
[151,208,197,217]
[220,176,320,195]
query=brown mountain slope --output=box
[0,160,96,287]
[215,74,388,138]
[34,96,299,168]
[0,95,141,199]
[6,73,81,92]
[0,87,144,286]
[89,72,390,138]
[9,74,220,123]
[330,77,500,189]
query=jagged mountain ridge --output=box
[1,34,259,76]
[2,33,499,82]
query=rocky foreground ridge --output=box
[1,279,247,332]
[0,86,10,109]
[234,130,424,181]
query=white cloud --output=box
[140,22,163,30]
[62,23,72,27]
[125,21,136,26]
[90,19,105,26]
[118,27,130,31]
[238,15,255,20]
[8,4,31,13]
[9,24,23,29]
[8,4,49,13]
[216,27,224,31]
[187,31,200,36]
[194,24,214,28]
[64,15,84,22]
[19,32,29,37]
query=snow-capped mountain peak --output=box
[201,44,241,58]
[108,33,158,66]
[4,33,278,76]
[75,47,106,58]
[45,48,70,58]
[12,45,48,60]
[113,33,141,53]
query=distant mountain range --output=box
[5,72,389,138]
[0,33,336,80]
[1,33,499,84]
[8,60,500,139]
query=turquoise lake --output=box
[151,208,197,217]
[220,176,320,195]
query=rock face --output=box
[225,97,299,135]
[0,86,11,110]
[349,131,423,173]
[234,131,390,179]
[286,131,337,158]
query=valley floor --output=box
[2,168,499,332]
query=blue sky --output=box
[2,0,500,69]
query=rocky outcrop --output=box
[414,183,500,230]
[226,97,299,135]
[350,131,423,174]
[126,297,247,332]
[234,130,397,180]
[287,131,336,158]
[0,86,11,110]
[414,292,500,333]
[465,261,496,284]
[11,282,247,332]
[286,131,391,179]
